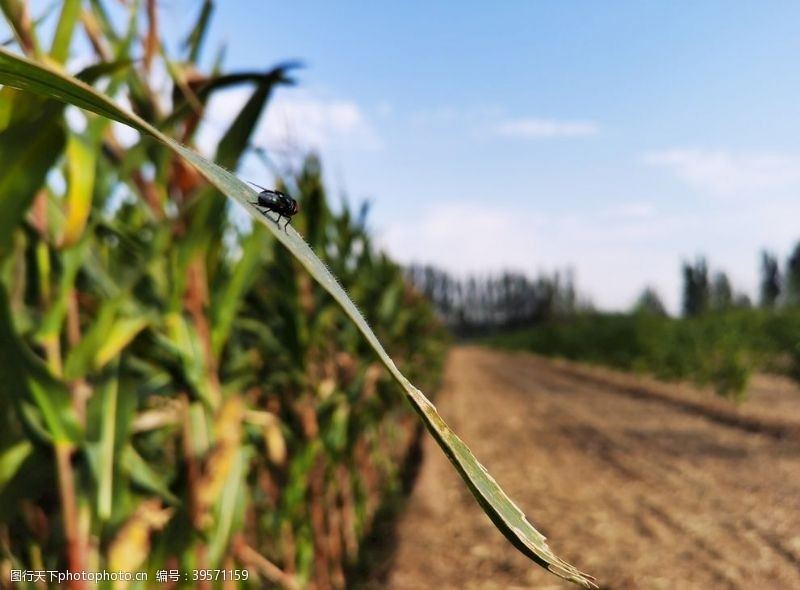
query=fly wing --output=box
[247,180,269,192]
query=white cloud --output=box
[643,149,800,195]
[492,118,599,139]
[196,88,380,159]
[379,202,545,273]
[263,92,381,152]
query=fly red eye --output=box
[293,201,299,215]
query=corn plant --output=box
[0,2,595,589]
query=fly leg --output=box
[249,202,269,217]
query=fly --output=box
[247,182,299,231]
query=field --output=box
[373,347,800,589]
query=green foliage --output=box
[785,242,800,307]
[487,309,800,400]
[633,287,667,316]
[709,272,733,311]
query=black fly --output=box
[247,182,299,231]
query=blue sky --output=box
[15,2,800,311]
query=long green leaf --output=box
[49,0,81,64]
[0,440,32,489]
[0,284,82,444]
[0,104,65,257]
[96,362,119,520]
[36,237,88,342]
[208,447,248,566]
[120,445,180,506]
[64,296,121,379]
[95,315,150,369]
[0,445,52,521]
[0,46,596,588]
[61,123,101,247]
[161,66,298,131]
[183,0,213,63]
[215,76,276,170]
[211,226,271,356]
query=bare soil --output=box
[377,346,800,590]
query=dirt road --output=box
[380,347,800,590]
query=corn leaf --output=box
[94,315,150,369]
[0,440,32,489]
[64,296,121,379]
[49,0,81,64]
[184,0,213,63]
[120,445,181,506]
[0,104,65,257]
[215,75,276,169]
[61,125,100,247]
[0,46,596,588]
[0,445,52,521]
[208,447,248,566]
[37,236,88,343]
[161,66,298,131]
[96,363,119,520]
[211,226,271,356]
[0,285,82,444]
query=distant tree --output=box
[633,286,667,316]
[682,257,710,316]
[710,271,733,310]
[759,250,781,308]
[785,242,800,307]
[533,275,558,322]
[733,292,752,309]
[558,268,577,316]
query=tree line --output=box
[404,265,586,335]
[408,240,800,336]
[642,241,800,317]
